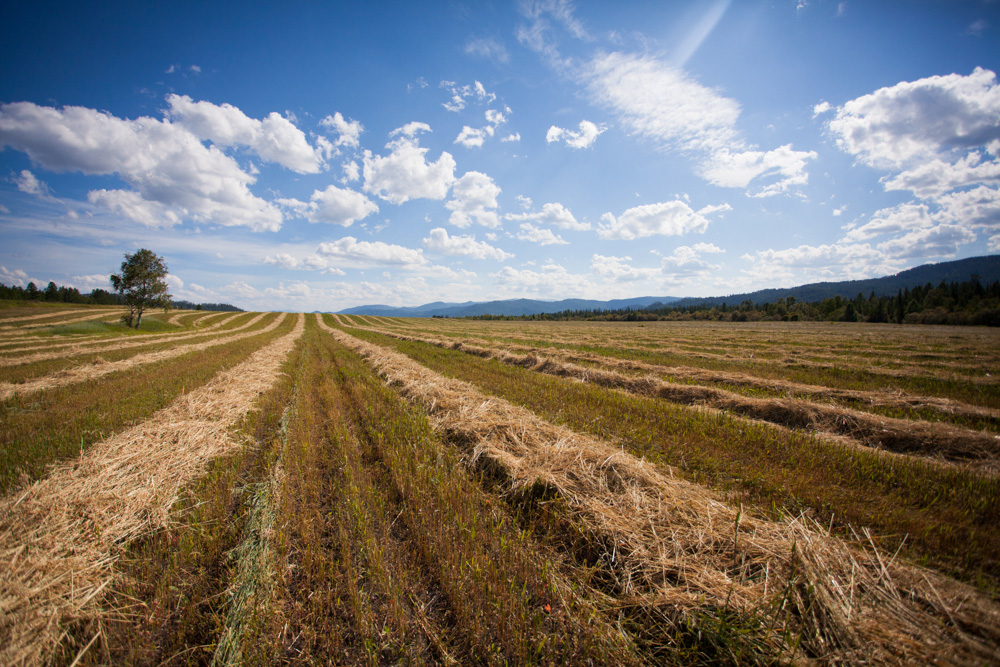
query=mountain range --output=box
[337,255,1000,318]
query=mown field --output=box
[1,303,999,666]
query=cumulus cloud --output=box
[422,227,513,260]
[320,112,364,148]
[841,202,933,242]
[166,94,323,173]
[363,126,456,204]
[517,222,568,245]
[445,171,501,228]
[505,201,590,230]
[546,120,606,148]
[598,200,723,240]
[700,144,817,197]
[659,244,724,286]
[317,237,427,267]
[822,68,1000,258]
[585,51,814,194]
[590,254,658,282]
[828,68,1000,172]
[88,189,183,227]
[440,80,496,112]
[454,106,512,148]
[0,101,283,230]
[492,263,594,297]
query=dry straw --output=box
[319,316,1000,666]
[0,312,250,366]
[366,327,1000,466]
[0,314,304,667]
[0,312,283,400]
[0,310,128,332]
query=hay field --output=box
[1,305,998,665]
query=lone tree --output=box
[110,248,171,329]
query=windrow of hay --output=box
[0,310,129,332]
[318,317,1000,666]
[0,312,255,366]
[370,326,998,424]
[0,313,305,667]
[0,313,285,400]
[404,320,998,383]
[360,327,1000,464]
[0,308,100,324]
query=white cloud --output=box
[934,185,1000,231]
[492,263,594,297]
[876,224,977,260]
[501,132,521,142]
[363,128,456,204]
[465,37,510,64]
[700,144,816,197]
[288,184,379,226]
[440,80,496,112]
[454,107,511,149]
[88,189,183,228]
[319,111,364,148]
[827,67,1000,193]
[517,222,568,245]
[391,121,432,138]
[0,101,283,231]
[317,237,427,267]
[505,201,590,230]
[546,120,606,148]
[15,169,47,196]
[455,126,488,148]
[841,202,933,242]
[812,101,832,117]
[587,51,740,154]
[342,160,361,182]
[659,245,724,286]
[590,254,658,282]
[445,171,501,228]
[0,265,35,287]
[166,94,322,173]
[598,200,717,240]
[422,227,513,260]
[585,51,814,194]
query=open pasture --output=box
[2,308,999,665]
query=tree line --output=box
[0,281,241,312]
[462,276,1000,326]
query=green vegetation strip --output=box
[0,314,295,493]
[346,327,1000,591]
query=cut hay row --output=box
[317,316,1000,666]
[401,320,999,380]
[0,309,129,332]
[0,313,305,667]
[0,311,258,367]
[348,325,1000,465]
[0,312,287,400]
[0,308,104,324]
[365,325,998,424]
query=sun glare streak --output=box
[672,0,731,68]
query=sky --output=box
[1,1,999,312]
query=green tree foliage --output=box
[110,249,172,329]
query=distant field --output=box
[2,303,999,665]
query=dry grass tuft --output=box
[0,314,304,666]
[320,318,1000,666]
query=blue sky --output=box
[1,1,998,311]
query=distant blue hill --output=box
[338,295,681,318]
[337,255,1000,318]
